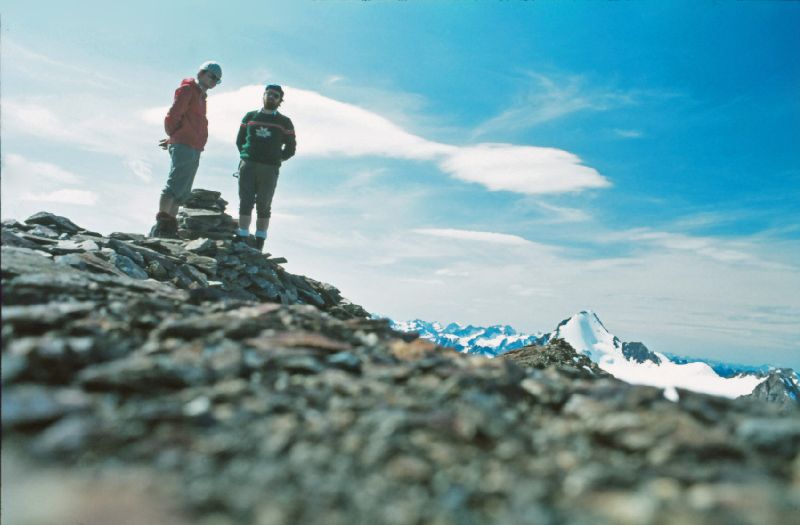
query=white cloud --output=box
[280,225,800,368]
[613,129,643,138]
[435,268,471,277]
[3,101,97,148]
[2,38,124,90]
[125,158,154,183]
[533,201,592,223]
[21,189,98,206]
[438,143,610,195]
[400,277,445,286]
[324,75,345,85]
[5,98,160,158]
[203,85,455,159]
[622,229,759,265]
[414,228,534,246]
[4,153,82,184]
[143,84,610,196]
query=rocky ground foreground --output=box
[2,208,800,525]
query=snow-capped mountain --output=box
[392,319,547,357]
[392,311,797,401]
[547,311,766,399]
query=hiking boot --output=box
[254,236,265,252]
[162,216,179,239]
[149,212,178,239]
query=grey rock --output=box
[2,302,97,331]
[108,238,146,266]
[327,352,362,373]
[185,237,217,255]
[185,252,218,276]
[110,253,149,279]
[55,251,128,277]
[109,231,147,242]
[743,370,800,409]
[25,211,84,234]
[2,352,28,384]
[501,338,610,378]
[146,260,170,280]
[52,239,101,254]
[31,415,97,457]
[2,219,31,230]
[1,229,42,249]
[621,341,662,365]
[78,355,206,392]
[735,418,800,457]
[1,385,91,428]
[28,224,61,238]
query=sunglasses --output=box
[206,72,221,83]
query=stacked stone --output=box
[176,188,238,240]
[1,212,368,319]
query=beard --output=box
[265,100,280,110]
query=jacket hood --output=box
[180,77,200,89]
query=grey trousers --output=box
[238,160,280,219]
[162,143,201,204]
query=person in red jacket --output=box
[150,61,222,238]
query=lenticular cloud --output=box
[438,143,611,195]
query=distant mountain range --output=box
[392,311,799,404]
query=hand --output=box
[158,138,169,150]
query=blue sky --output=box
[2,1,799,368]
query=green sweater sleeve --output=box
[281,118,296,161]
[236,112,250,152]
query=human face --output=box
[263,89,282,110]
[200,70,221,90]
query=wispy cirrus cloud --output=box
[324,75,345,86]
[3,101,102,149]
[3,154,98,208]
[533,201,592,223]
[435,268,471,278]
[3,39,124,90]
[125,159,154,183]
[473,72,640,137]
[615,228,792,268]
[613,129,643,139]
[413,228,534,246]
[4,153,82,184]
[21,189,98,206]
[4,98,159,161]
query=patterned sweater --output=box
[236,110,296,165]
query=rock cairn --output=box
[3,212,800,525]
[176,188,238,240]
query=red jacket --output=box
[164,78,208,151]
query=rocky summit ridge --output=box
[3,205,800,525]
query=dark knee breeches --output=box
[238,160,280,218]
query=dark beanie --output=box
[265,84,284,96]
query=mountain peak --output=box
[549,310,619,363]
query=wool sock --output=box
[255,230,267,239]
[237,228,249,237]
